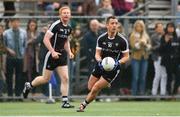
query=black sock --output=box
[30,82,33,88]
[82,100,89,107]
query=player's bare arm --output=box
[95,48,102,62]
[119,52,129,64]
[64,39,74,59]
[43,30,61,59]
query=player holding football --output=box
[77,16,129,112]
[23,6,75,108]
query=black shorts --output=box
[91,63,120,83]
[44,51,67,70]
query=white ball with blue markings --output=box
[101,57,115,71]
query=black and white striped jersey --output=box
[96,32,129,60]
[47,20,72,52]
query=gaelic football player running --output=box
[77,16,129,112]
[23,6,75,108]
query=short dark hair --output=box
[154,22,163,29]
[10,18,20,22]
[106,16,117,24]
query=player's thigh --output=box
[88,75,99,90]
[43,69,53,81]
[56,65,68,79]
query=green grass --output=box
[0,101,180,116]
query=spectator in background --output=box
[37,1,60,22]
[70,25,81,58]
[24,19,39,81]
[66,0,84,16]
[111,0,134,16]
[3,18,27,97]
[151,22,167,96]
[81,19,101,75]
[0,24,6,97]
[69,25,82,95]
[160,22,180,95]
[117,22,125,35]
[69,25,82,80]
[82,0,101,16]
[97,0,114,29]
[24,19,39,95]
[45,2,60,16]
[0,1,16,29]
[97,0,114,17]
[129,20,151,95]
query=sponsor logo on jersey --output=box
[102,48,119,53]
[107,42,112,48]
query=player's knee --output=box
[61,76,69,83]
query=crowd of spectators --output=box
[0,0,179,98]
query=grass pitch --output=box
[0,101,180,116]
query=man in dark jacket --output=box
[81,19,101,74]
